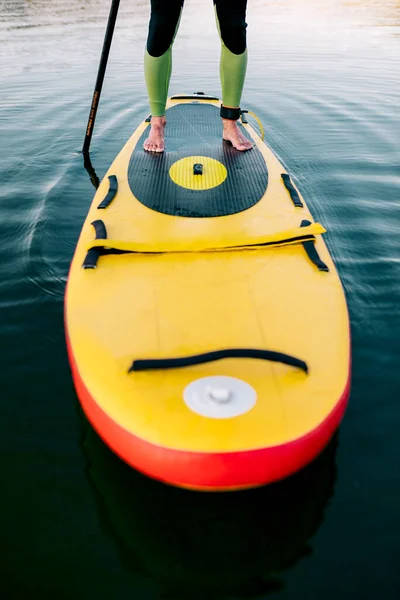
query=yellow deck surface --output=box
[66,98,350,453]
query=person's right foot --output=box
[143,116,166,152]
[222,119,253,151]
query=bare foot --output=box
[143,116,166,152]
[222,119,253,151]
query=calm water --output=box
[1,1,399,598]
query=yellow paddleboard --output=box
[65,94,351,491]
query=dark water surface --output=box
[1,1,399,598]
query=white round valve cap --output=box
[183,376,257,419]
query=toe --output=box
[241,138,253,150]
[236,142,252,152]
[144,137,165,152]
[222,132,253,151]
[239,136,253,150]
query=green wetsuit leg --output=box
[145,0,184,117]
[214,0,248,109]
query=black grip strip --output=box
[281,173,303,208]
[300,220,329,272]
[129,348,308,374]
[82,220,108,269]
[97,175,118,209]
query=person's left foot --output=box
[222,120,253,151]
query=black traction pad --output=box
[128,103,268,218]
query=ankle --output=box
[222,119,239,129]
[151,115,166,127]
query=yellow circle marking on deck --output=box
[169,156,227,190]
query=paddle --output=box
[82,0,121,155]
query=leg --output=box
[214,0,252,151]
[144,0,184,152]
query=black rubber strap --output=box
[300,220,329,272]
[129,348,308,374]
[220,105,242,121]
[82,220,108,269]
[97,175,118,209]
[281,173,303,208]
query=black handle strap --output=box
[281,173,303,208]
[300,220,329,272]
[97,175,118,209]
[82,220,108,269]
[129,348,308,374]
[170,94,220,101]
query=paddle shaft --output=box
[82,0,121,155]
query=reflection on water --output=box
[82,412,338,597]
[1,0,399,599]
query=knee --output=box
[220,21,247,55]
[216,4,248,55]
[147,2,183,57]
